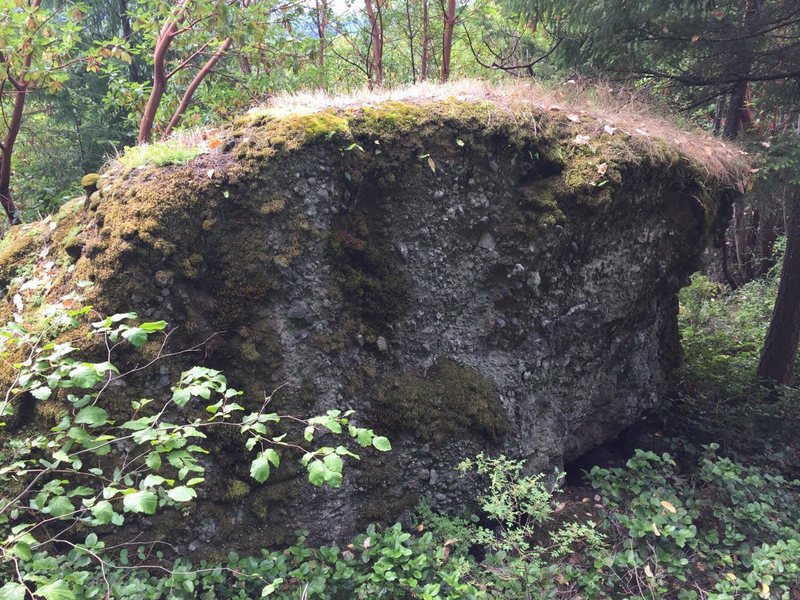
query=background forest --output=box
[2,0,800,598]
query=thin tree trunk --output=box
[162,37,232,138]
[420,0,429,81]
[0,0,41,224]
[757,188,800,384]
[119,0,142,83]
[316,0,328,88]
[732,202,752,281]
[721,240,739,290]
[441,0,455,82]
[713,95,726,136]
[0,83,25,223]
[759,211,777,275]
[406,0,416,82]
[138,18,180,144]
[365,0,383,87]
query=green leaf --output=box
[323,453,343,475]
[74,406,108,427]
[307,460,325,486]
[172,388,191,406]
[37,580,76,600]
[12,541,31,561]
[47,495,74,518]
[110,312,137,322]
[121,327,148,347]
[69,365,101,388]
[167,486,197,502]
[372,436,391,452]
[356,428,373,447]
[140,320,167,332]
[0,582,27,600]
[31,386,52,400]
[90,500,114,524]
[261,579,283,597]
[122,490,157,514]
[250,454,272,484]
[264,448,280,467]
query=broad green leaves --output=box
[0,296,392,596]
[122,490,157,514]
[250,449,280,484]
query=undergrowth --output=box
[3,236,800,599]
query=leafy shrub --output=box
[0,291,389,598]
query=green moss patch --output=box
[376,357,510,444]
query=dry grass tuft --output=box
[260,79,752,189]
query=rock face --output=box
[0,92,744,554]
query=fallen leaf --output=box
[761,582,770,599]
[597,163,608,175]
[691,35,700,43]
[582,497,591,503]
[644,564,654,578]
[417,524,424,532]
[207,169,215,179]
[428,157,436,173]
[567,114,580,123]
[604,124,617,135]
[554,501,566,513]
[548,104,562,111]
[363,537,371,550]
[636,128,650,137]
[660,500,677,513]
[726,573,737,582]
[652,523,661,536]
[574,134,591,145]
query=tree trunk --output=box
[162,37,233,139]
[316,0,328,88]
[757,188,800,384]
[721,240,739,290]
[759,211,777,275]
[732,201,752,281]
[406,0,416,82]
[118,0,142,83]
[441,0,455,82]
[137,18,179,144]
[0,84,24,223]
[365,0,383,87]
[0,0,41,224]
[420,0,429,81]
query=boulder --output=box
[0,87,746,554]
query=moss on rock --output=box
[376,357,510,444]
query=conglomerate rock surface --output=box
[0,89,745,554]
